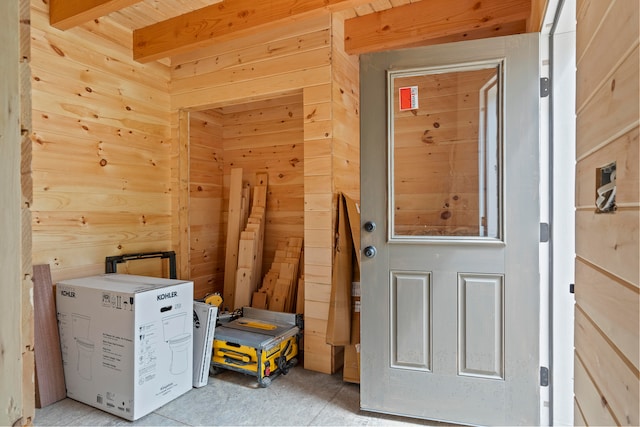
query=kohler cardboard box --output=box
[56,274,193,421]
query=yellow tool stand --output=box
[210,307,302,387]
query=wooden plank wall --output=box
[302,11,361,374]
[27,3,359,377]
[189,110,225,297]
[302,75,337,372]
[574,0,639,425]
[169,15,332,111]
[30,0,173,283]
[331,13,360,204]
[1,0,34,424]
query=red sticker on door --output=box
[399,86,419,111]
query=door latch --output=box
[363,246,377,258]
[364,221,376,232]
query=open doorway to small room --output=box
[179,91,305,302]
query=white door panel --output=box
[360,34,541,426]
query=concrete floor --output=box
[34,367,452,426]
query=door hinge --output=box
[570,283,575,294]
[540,222,550,242]
[540,77,550,97]
[540,366,549,387]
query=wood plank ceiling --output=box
[49,0,542,63]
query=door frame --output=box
[541,0,577,425]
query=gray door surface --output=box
[360,34,541,426]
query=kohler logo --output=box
[60,289,76,298]
[157,291,178,301]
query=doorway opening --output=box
[180,91,305,301]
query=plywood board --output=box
[33,265,66,408]
[251,291,268,309]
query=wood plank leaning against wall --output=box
[574,0,639,425]
[30,0,173,284]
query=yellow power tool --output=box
[204,293,223,308]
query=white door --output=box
[360,34,541,426]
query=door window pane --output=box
[389,64,502,239]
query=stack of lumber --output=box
[223,168,266,311]
[232,172,268,309]
[252,237,304,313]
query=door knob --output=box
[364,221,376,232]
[363,246,377,258]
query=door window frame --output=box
[386,59,506,245]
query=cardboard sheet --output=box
[326,194,353,346]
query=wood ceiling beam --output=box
[49,0,144,30]
[398,19,528,50]
[344,0,532,55]
[132,0,374,63]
